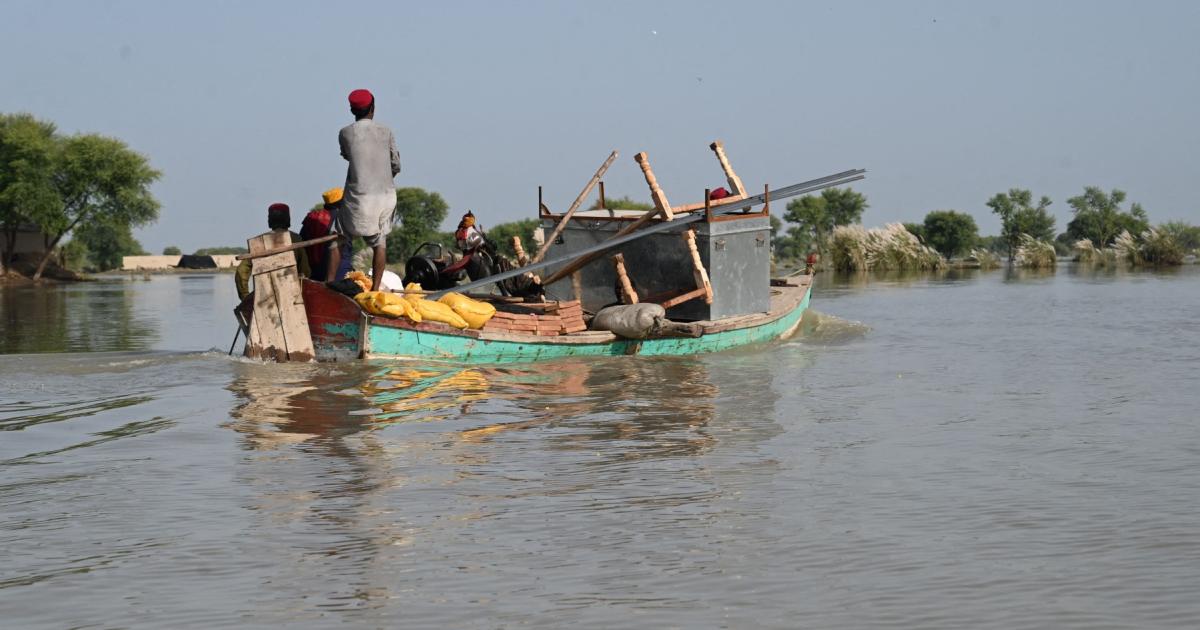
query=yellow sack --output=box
[346,271,372,294]
[354,291,422,322]
[374,291,421,320]
[438,293,496,330]
[408,297,469,329]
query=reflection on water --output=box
[209,355,773,624]
[1,281,159,353]
[223,357,730,462]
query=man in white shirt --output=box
[326,88,401,291]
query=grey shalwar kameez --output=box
[336,118,401,247]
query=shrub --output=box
[1139,226,1184,266]
[1013,234,1056,268]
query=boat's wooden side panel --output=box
[361,285,810,363]
[301,280,362,362]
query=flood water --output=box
[2,267,1199,629]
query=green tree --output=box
[32,133,160,280]
[768,216,802,259]
[1159,221,1200,252]
[921,210,979,258]
[587,195,653,211]
[60,238,90,271]
[75,220,147,271]
[975,235,1005,254]
[902,222,926,243]
[1064,187,1150,247]
[162,245,181,255]
[985,189,1055,258]
[483,218,540,259]
[783,188,868,256]
[385,187,450,263]
[0,113,60,272]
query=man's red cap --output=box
[348,89,373,110]
[267,202,290,215]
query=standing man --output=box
[327,88,401,291]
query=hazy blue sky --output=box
[3,0,1198,252]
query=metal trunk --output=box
[542,213,771,320]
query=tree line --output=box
[773,185,1199,266]
[0,113,160,278]
[185,187,541,267]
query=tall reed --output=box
[1013,234,1056,268]
[1072,227,1184,267]
[829,223,944,271]
[1139,226,1184,266]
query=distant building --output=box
[121,254,240,270]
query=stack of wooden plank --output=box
[481,300,587,336]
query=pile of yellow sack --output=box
[345,270,372,293]
[353,283,496,330]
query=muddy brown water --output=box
[2,267,1199,628]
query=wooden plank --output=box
[248,277,287,361]
[250,250,297,275]
[670,193,750,215]
[659,286,709,310]
[244,231,315,362]
[269,266,315,362]
[533,150,618,263]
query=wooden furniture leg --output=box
[612,253,638,304]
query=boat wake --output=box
[794,308,870,344]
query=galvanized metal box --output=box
[542,213,771,321]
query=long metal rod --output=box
[428,170,865,299]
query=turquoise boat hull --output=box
[281,280,811,364]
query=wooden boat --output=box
[234,141,851,364]
[265,276,812,364]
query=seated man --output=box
[301,188,352,282]
[235,203,311,300]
